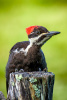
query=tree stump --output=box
[7,72,55,100]
[0,91,6,100]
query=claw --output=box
[43,68,48,72]
[19,69,24,73]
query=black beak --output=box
[45,31,60,36]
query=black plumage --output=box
[6,41,47,92]
[6,25,60,92]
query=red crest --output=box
[26,26,38,35]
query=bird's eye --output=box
[36,30,40,35]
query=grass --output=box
[0,2,67,99]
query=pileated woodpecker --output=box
[6,25,60,92]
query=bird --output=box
[6,25,60,92]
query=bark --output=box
[7,71,55,100]
[0,91,6,100]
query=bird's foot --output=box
[39,68,41,71]
[43,68,48,72]
[15,68,24,73]
[15,68,18,72]
[19,69,24,73]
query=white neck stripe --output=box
[13,42,33,56]
[13,33,48,55]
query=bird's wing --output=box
[40,49,47,71]
[10,41,30,53]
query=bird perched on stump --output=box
[6,25,60,92]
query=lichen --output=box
[32,85,38,90]
[29,77,41,98]
[32,84,41,98]
[29,77,37,83]
[15,74,23,82]
[11,82,15,86]
[35,89,40,98]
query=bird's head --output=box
[26,25,60,46]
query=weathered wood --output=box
[7,72,55,100]
[0,91,6,100]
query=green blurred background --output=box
[0,0,67,99]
